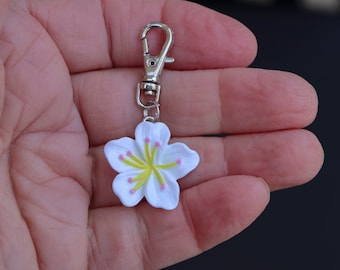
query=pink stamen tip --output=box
[161,184,166,190]
[130,189,136,194]
[128,177,134,183]
[119,154,124,160]
[155,141,161,148]
[176,159,182,165]
[127,150,132,156]
[144,137,151,143]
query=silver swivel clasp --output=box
[136,22,174,122]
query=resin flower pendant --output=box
[104,22,199,210]
[104,121,199,210]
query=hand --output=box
[0,0,323,269]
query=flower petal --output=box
[135,122,171,154]
[104,137,144,173]
[144,173,180,210]
[159,142,200,179]
[112,171,145,207]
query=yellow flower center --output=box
[119,137,180,194]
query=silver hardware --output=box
[136,22,174,122]
[143,101,160,122]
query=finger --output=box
[0,0,7,29]
[89,129,323,209]
[0,0,8,115]
[28,0,257,73]
[181,129,324,191]
[88,176,269,269]
[0,50,4,117]
[73,68,318,146]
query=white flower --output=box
[104,121,199,210]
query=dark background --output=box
[166,1,339,269]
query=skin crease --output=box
[0,0,323,269]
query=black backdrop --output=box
[166,1,339,269]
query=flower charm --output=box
[104,121,199,210]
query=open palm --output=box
[0,0,323,269]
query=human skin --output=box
[0,0,323,269]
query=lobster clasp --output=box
[140,22,174,95]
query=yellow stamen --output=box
[129,154,146,166]
[157,161,178,170]
[144,142,152,164]
[133,168,152,191]
[151,145,157,161]
[153,167,165,186]
[121,158,146,169]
